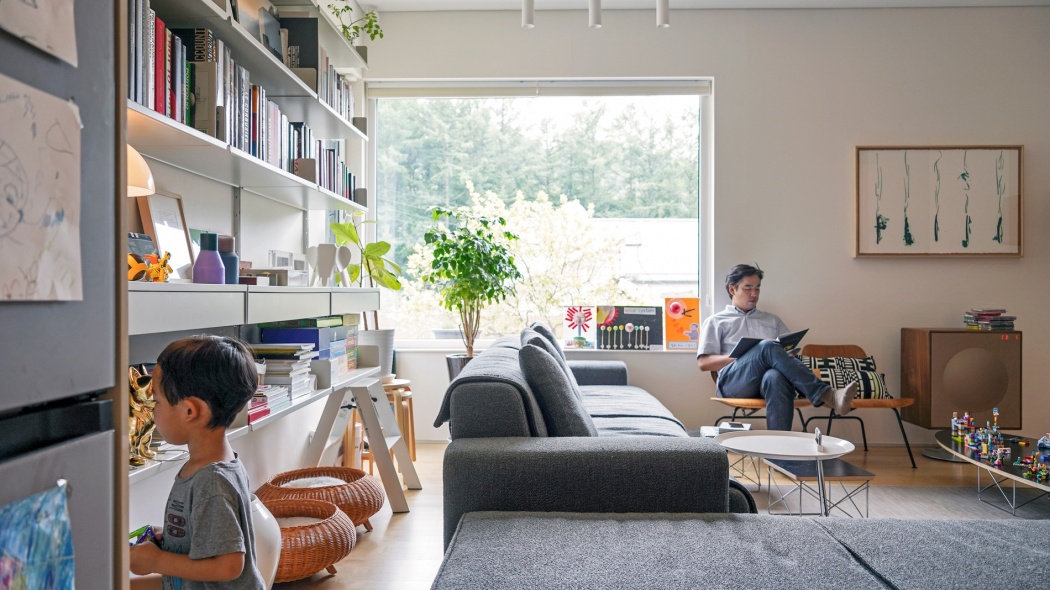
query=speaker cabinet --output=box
[901,328,1021,429]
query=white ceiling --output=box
[365,0,1050,11]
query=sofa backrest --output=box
[434,339,549,438]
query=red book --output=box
[153,16,166,116]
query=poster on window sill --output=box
[595,306,663,351]
[563,306,596,350]
[0,72,83,301]
[0,0,78,67]
[664,297,700,351]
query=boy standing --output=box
[130,335,265,589]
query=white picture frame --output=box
[136,192,195,280]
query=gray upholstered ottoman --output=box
[432,512,1050,589]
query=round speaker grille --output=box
[942,348,1008,412]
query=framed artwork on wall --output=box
[136,191,194,280]
[855,146,1023,257]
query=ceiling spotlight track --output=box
[589,0,601,29]
[522,0,534,28]
[657,0,669,28]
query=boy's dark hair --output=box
[156,335,257,429]
[725,263,764,295]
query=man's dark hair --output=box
[156,335,257,429]
[725,263,764,295]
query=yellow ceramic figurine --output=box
[128,366,157,466]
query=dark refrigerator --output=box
[0,0,121,586]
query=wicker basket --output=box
[264,498,356,583]
[256,466,385,531]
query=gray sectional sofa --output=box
[433,324,756,548]
[432,512,1050,589]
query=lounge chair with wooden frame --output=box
[708,343,916,468]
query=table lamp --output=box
[127,144,155,197]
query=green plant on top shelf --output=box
[328,1,384,44]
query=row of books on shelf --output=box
[127,3,358,200]
[280,15,356,122]
[963,308,1016,331]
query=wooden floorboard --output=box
[275,442,1047,589]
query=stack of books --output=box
[963,308,1016,331]
[251,343,319,399]
[233,384,291,427]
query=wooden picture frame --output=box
[136,192,194,280]
[855,146,1023,257]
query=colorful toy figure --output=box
[144,251,173,282]
[127,253,149,281]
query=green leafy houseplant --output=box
[328,1,384,44]
[330,211,402,330]
[422,207,522,357]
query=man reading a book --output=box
[696,264,855,430]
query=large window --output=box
[369,82,706,341]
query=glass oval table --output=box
[716,429,855,516]
[934,429,1049,515]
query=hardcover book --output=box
[728,328,809,359]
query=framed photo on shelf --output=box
[137,192,194,280]
[855,146,1023,257]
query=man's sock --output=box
[822,382,857,416]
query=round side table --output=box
[716,430,855,516]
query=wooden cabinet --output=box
[900,328,1022,430]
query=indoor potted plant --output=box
[328,1,384,44]
[331,211,402,379]
[421,206,521,379]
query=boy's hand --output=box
[129,541,162,576]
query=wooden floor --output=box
[274,442,1030,590]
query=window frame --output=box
[363,79,715,349]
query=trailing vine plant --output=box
[993,150,1005,243]
[328,1,384,44]
[874,153,888,244]
[903,151,914,246]
[933,151,942,242]
[960,151,971,248]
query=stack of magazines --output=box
[963,308,1016,330]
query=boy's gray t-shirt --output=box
[161,457,264,590]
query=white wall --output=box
[367,7,1050,444]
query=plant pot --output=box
[446,353,473,381]
[359,328,395,380]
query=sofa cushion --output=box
[579,386,687,437]
[521,327,581,398]
[529,322,564,359]
[518,344,598,437]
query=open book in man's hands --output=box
[728,328,809,359]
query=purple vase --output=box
[193,232,225,284]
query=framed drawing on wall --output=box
[855,146,1023,257]
[137,192,195,280]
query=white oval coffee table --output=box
[716,430,855,516]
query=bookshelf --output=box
[124,0,387,547]
[127,0,369,212]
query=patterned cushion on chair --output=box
[799,355,837,371]
[816,367,852,389]
[841,368,893,399]
[833,356,878,371]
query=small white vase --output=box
[250,495,281,589]
[314,244,337,287]
[359,328,396,380]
